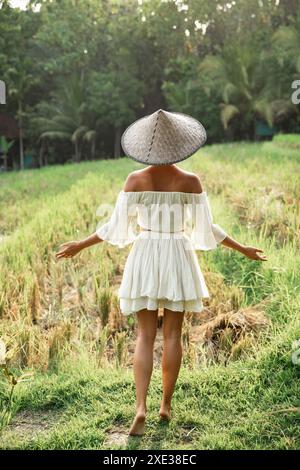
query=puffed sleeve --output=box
[95,191,139,248]
[187,192,227,250]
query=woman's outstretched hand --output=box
[55,241,82,260]
[55,233,102,260]
[242,246,268,261]
[220,236,267,261]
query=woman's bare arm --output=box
[220,234,268,261]
[55,232,103,260]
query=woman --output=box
[56,109,267,436]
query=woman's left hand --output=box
[55,241,82,260]
[242,246,268,261]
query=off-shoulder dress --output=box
[96,190,227,315]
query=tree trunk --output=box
[19,101,24,170]
[3,153,7,171]
[91,138,96,160]
[114,125,121,158]
[74,140,79,162]
[39,140,45,168]
[38,148,42,168]
[143,79,167,115]
[78,140,83,162]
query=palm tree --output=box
[271,13,300,125]
[198,43,295,135]
[31,76,96,163]
[271,13,300,76]
[83,130,97,160]
[7,59,36,170]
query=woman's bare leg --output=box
[129,308,158,436]
[160,309,184,420]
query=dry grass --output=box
[0,256,267,371]
[230,187,300,246]
[191,301,270,364]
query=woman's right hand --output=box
[242,246,268,261]
[55,241,82,260]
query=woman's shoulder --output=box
[179,171,203,194]
[171,169,203,194]
[123,170,148,192]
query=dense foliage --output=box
[0,0,300,168]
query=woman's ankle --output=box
[136,405,147,415]
[160,399,171,409]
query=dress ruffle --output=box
[118,232,209,315]
[120,297,204,315]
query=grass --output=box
[1,351,299,450]
[0,140,299,449]
[273,133,300,149]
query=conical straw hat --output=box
[121,109,207,166]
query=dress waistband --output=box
[140,227,184,234]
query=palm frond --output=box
[71,126,89,143]
[220,104,240,130]
[253,99,274,127]
[223,83,238,103]
[39,131,71,142]
[84,130,96,142]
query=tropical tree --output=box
[162,57,225,142]
[1,0,300,163]
[270,12,300,127]
[0,136,14,171]
[87,68,143,158]
[198,43,296,138]
[271,12,300,76]
[7,59,37,169]
[0,2,40,169]
[30,75,96,163]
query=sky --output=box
[9,0,30,9]
[7,0,42,11]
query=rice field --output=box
[0,139,299,449]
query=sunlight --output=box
[8,0,41,11]
[9,0,29,8]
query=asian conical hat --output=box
[121,109,207,166]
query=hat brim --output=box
[121,111,207,166]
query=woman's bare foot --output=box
[159,402,171,421]
[129,411,146,436]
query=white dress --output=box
[96,190,227,315]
